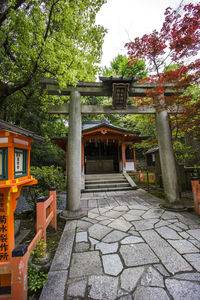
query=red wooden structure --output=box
[191,178,200,215]
[53,120,148,175]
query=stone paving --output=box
[40,189,200,300]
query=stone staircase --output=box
[83,173,137,193]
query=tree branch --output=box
[0,0,25,26]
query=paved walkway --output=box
[40,189,200,300]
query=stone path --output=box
[40,189,200,300]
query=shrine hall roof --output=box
[0,120,45,143]
[82,120,140,135]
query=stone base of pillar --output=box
[60,209,87,220]
[160,201,187,212]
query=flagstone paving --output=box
[40,189,200,300]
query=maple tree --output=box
[125,3,200,136]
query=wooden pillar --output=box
[133,143,136,170]
[121,140,126,173]
[81,139,84,175]
[67,90,81,211]
[156,108,180,204]
[65,143,68,185]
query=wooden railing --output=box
[9,187,57,300]
[138,170,156,184]
[191,178,200,215]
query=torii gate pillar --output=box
[66,91,82,213]
[156,110,180,206]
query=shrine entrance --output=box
[42,76,182,213]
[84,140,119,174]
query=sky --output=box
[95,0,196,67]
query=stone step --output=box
[85,174,124,180]
[85,182,130,189]
[85,178,127,184]
[82,186,133,193]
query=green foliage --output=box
[23,165,65,206]
[28,267,48,292]
[0,0,107,103]
[31,239,46,264]
[102,54,147,79]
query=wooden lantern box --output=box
[0,121,45,295]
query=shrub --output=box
[28,267,48,292]
[23,165,65,209]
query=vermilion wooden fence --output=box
[191,178,200,215]
[0,188,57,300]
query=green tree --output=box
[0,0,106,105]
[103,54,147,79]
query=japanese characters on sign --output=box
[112,83,129,109]
[0,194,9,262]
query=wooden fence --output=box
[0,188,57,300]
[191,178,200,215]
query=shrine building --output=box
[52,120,148,175]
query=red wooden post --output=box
[133,143,136,170]
[36,197,46,243]
[121,140,126,172]
[49,188,57,231]
[139,170,143,182]
[11,245,28,300]
[81,140,85,175]
[191,178,200,215]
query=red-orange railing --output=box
[10,187,57,300]
[138,170,156,183]
[191,178,200,215]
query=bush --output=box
[23,165,65,209]
[28,267,48,292]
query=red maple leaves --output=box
[125,3,200,134]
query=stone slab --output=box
[187,229,200,241]
[120,267,144,292]
[132,219,159,231]
[76,231,88,242]
[165,278,200,299]
[120,236,144,244]
[142,209,164,219]
[102,230,128,242]
[77,220,93,230]
[155,226,181,240]
[123,213,142,221]
[120,243,159,267]
[102,254,123,276]
[133,286,170,300]
[40,270,68,300]
[67,279,87,298]
[184,253,200,271]
[141,230,193,274]
[141,266,164,287]
[96,242,118,254]
[88,275,118,300]
[108,217,132,232]
[113,205,129,212]
[74,242,90,252]
[103,210,124,218]
[172,272,200,281]
[50,230,74,272]
[69,251,102,278]
[89,223,113,240]
[168,239,199,254]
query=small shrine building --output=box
[52,120,148,175]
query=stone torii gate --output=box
[41,77,182,217]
